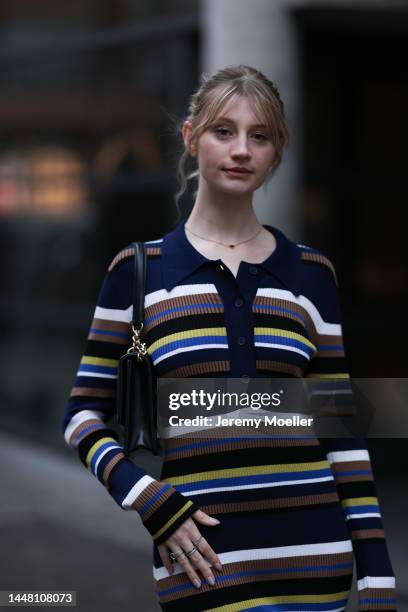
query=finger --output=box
[181,528,223,572]
[170,547,202,589]
[193,509,220,525]
[193,536,223,571]
[157,544,174,576]
[178,539,216,586]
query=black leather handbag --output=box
[116,242,160,456]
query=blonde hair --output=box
[175,64,290,208]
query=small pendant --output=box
[229,244,235,249]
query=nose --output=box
[230,133,251,160]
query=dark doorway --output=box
[294,7,408,378]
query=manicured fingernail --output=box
[193,579,201,589]
[215,563,223,571]
[207,576,216,586]
[212,519,220,524]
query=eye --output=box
[252,132,268,142]
[214,126,232,138]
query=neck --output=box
[186,179,261,241]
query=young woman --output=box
[63,65,396,611]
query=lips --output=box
[223,167,253,175]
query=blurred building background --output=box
[0,0,407,610]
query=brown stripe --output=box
[156,552,353,602]
[308,333,345,359]
[144,293,224,332]
[252,300,309,328]
[201,492,339,515]
[301,251,338,285]
[68,418,106,447]
[131,481,174,519]
[88,331,129,345]
[145,246,162,256]
[88,318,131,345]
[252,295,320,343]
[163,423,316,442]
[331,460,373,484]
[255,360,303,377]
[358,587,396,610]
[314,349,345,359]
[313,334,343,347]
[70,387,115,398]
[108,247,135,272]
[252,294,342,347]
[163,435,320,461]
[331,460,371,470]
[102,452,126,485]
[335,474,374,483]
[163,360,230,378]
[351,529,385,540]
[91,318,130,333]
[146,292,223,317]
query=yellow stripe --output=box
[149,327,227,352]
[162,460,330,486]
[342,496,378,508]
[204,591,351,612]
[254,327,316,351]
[153,501,194,540]
[305,373,350,379]
[86,437,117,467]
[81,356,119,367]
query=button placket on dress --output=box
[212,261,265,378]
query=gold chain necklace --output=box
[185,224,263,249]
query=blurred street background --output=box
[0,0,407,609]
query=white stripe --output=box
[346,513,381,519]
[357,576,396,590]
[94,304,132,323]
[256,288,341,336]
[327,450,370,464]
[176,476,335,497]
[77,371,117,380]
[145,238,163,245]
[121,475,156,509]
[153,539,352,579]
[279,609,345,612]
[145,284,218,308]
[64,409,104,445]
[255,342,311,360]
[152,343,228,365]
[93,444,122,475]
[308,389,352,397]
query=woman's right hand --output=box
[157,509,223,589]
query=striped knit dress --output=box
[62,220,396,611]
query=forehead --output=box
[213,94,266,126]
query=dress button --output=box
[237,336,246,346]
[241,374,250,383]
[234,298,244,308]
[249,266,258,275]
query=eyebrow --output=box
[213,116,268,129]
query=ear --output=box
[182,120,197,157]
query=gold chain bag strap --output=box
[116,242,160,456]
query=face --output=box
[182,95,277,197]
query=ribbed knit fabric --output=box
[62,220,396,611]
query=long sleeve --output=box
[305,259,397,611]
[62,250,198,545]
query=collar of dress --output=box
[161,219,303,297]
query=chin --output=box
[216,183,254,197]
